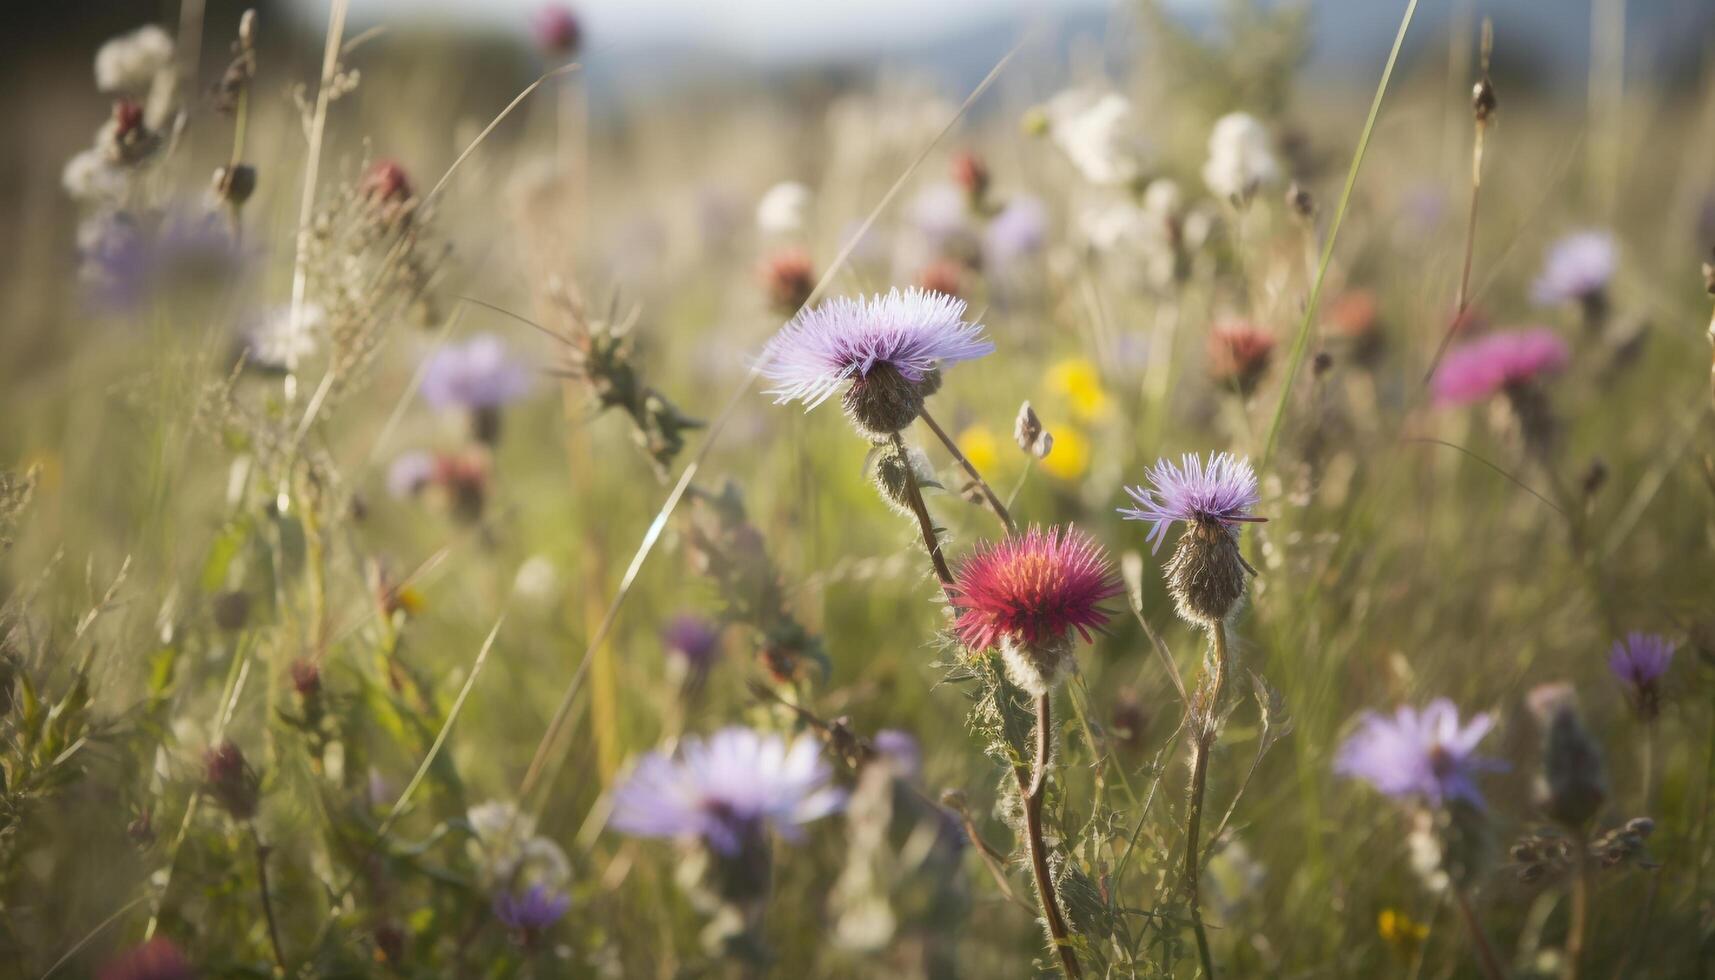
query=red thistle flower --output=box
[949,150,990,206]
[950,526,1121,693]
[759,247,816,313]
[915,258,965,300]
[1207,320,1276,395]
[98,938,195,980]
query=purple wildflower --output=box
[420,334,532,411]
[871,729,920,778]
[984,195,1049,268]
[909,182,972,246]
[1118,452,1262,554]
[493,882,571,932]
[1430,327,1569,407]
[759,287,993,411]
[530,5,581,58]
[1532,231,1616,306]
[1336,699,1505,809]
[608,727,845,855]
[1610,632,1674,718]
[662,614,722,672]
[386,451,436,499]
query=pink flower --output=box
[950,525,1122,652]
[1430,327,1569,407]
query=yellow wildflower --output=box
[957,424,1000,477]
[1047,357,1111,421]
[1039,426,1089,481]
[1377,908,1428,958]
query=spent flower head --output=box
[1336,699,1505,809]
[949,525,1122,695]
[609,726,845,855]
[759,288,992,437]
[1430,327,1569,407]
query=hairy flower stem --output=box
[889,435,1079,978]
[918,407,1017,535]
[1565,836,1591,980]
[1182,622,1230,979]
[251,827,288,974]
[1451,885,1507,980]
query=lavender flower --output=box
[421,334,532,411]
[870,729,921,778]
[1532,231,1616,306]
[1118,452,1261,554]
[663,614,722,672]
[386,451,436,499]
[759,287,992,437]
[493,883,572,932]
[1610,632,1674,718]
[1336,699,1505,809]
[609,727,845,855]
[983,195,1049,268]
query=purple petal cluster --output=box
[1532,231,1616,305]
[1609,632,1674,692]
[1336,699,1505,809]
[420,334,532,410]
[1119,452,1261,553]
[1430,327,1569,406]
[984,195,1049,268]
[662,614,722,671]
[609,727,845,855]
[493,883,571,931]
[759,288,993,409]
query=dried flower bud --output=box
[950,150,989,206]
[1286,182,1315,218]
[759,247,816,314]
[212,590,250,631]
[842,362,924,438]
[212,163,257,206]
[361,160,415,222]
[1165,518,1251,626]
[204,741,260,820]
[1312,351,1334,377]
[1528,684,1606,830]
[290,658,321,700]
[1580,458,1608,500]
[1472,78,1497,122]
[1013,401,1043,452]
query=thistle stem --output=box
[918,407,1017,535]
[889,433,1078,977]
[1451,885,1507,980]
[1182,622,1231,979]
[1565,836,1591,980]
[251,826,288,975]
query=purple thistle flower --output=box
[1532,231,1616,306]
[420,334,532,411]
[1610,632,1674,718]
[984,195,1049,268]
[386,451,436,499]
[1430,327,1569,407]
[662,614,722,672]
[608,727,845,855]
[758,287,993,410]
[493,883,571,932]
[1118,452,1262,554]
[1336,699,1506,809]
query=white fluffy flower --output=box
[95,25,175,93]
[1202,112,1280,202]
[62,150,130,204]
[512,555,560,604]
[241,304,324,372]
[1048,90,1145,187]
[756,181,812,237]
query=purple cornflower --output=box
[871,729,921,778]
[420,334,532,411]
[386,451,436,499]
[1532,231,1616,306]
[984,195,1049,268]
[608,727,845,855]
[493,882,571,932]
[1430,327,1569,407]
[759,288,992,435]
[1336,699,1505,809]
[662,614,722,672]
[1610,632,1674,718]
[1119,452,1262,554]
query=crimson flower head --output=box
[1207,320,1276,395]
[950,525,1123,695]
[1430,327,1569,407]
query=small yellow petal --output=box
[957,425,1000,477]
[1039,427,1089,481]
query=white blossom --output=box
[95,25,175,94]
[756,181,812,237]
[1202,112,1280,202]
[1048,90,1146,187]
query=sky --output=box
[283,0,1140,59]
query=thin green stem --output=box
[919,406,1017,535]
[1452,885,1508,980]
[1262,0,1421,465]
[1182,623,1230,978]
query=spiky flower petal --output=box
[609,727,845,855]
[758,288,993,432]
[1118,452,1261,554]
